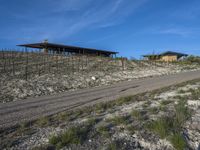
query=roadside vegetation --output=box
[146,99,191,149]
[49,125,91,149]
[1,79,200,150]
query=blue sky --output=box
[1,0,200,58]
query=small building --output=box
[18,40,118,57]
[143,51,188,62]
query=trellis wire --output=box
[0,49,130,80]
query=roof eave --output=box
[17,42,118,54]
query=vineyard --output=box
[0,50,121,80]
[0,50,169,80]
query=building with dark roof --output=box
[143,51,188,62]
[18,40,118,57]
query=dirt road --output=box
[1,70,200,129]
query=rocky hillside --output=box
[1,55,200,103]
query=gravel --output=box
[1,61,200,103]
[6,81,200,150]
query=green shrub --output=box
[131,110,142,120]
[173,95,184,100]
[126,125,135,134]
[95,103,107,113]
[160,100,173,106]
[148,107,159,114]
[189,89,200,100]
[115,96,133,106]
[57,112,70,121]
[94,102,115,114]
[20,121,30,129]
[147,117,172,139]
[186,55,200,64]
[49,135,60,145]
[87,117,98,126]
[49,125,91,149]
[82,106,93,115]
[36,117,50,127]
[173,100,191,131]
[177,89,185,94]
[107,116,129,125]
[142,103,149,108]
[107,142,117,150]
[73,109,84,118]
[97,125,110,137]
[159,105,167,112]
[141,101,151,108]
[147,99,191,148]
[170,133,186,150]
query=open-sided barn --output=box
[143,51,188,62]
[18,41,118,57]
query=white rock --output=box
[91,76,96,80]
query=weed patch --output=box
[36,117,50,127]
[170,133,187,150]
[94,103,114,114]
[115,96,133,106]
[126,125,136,134]
[131,110,142,120]
[57,112,70,121]
[49,124,91,149]
[173,99,191,131]
[146,117,172,138]
[107,142,118,150]
[160,100,173,106]
[177,89,185,94]
[107,116,129,126]
[97,125,110,138]
[148,107,159,114]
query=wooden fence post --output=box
[2,49,6,72]
[25,48,28,80]
[56,52,58,74]
[121,57,124,71]
[12,50,15,76]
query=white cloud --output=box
[158,28,192,37]
[1,0,149,43]
[9,0,150,40]
[52,0,148,39]
[144,26,200,38]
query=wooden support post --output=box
[100,52,102,72]
[82,50,84,72]
[56,49,58,73]
[25,47,28,80]
[3,49,6,72]
[12,50,15,76]
[121,57,124,71]
[78,50,80,72]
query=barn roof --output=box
[143,51,188,57]
[17,42,118,55]
[160,51,188,57]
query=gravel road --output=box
[1,70,200,129]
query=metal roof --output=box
[160,51,188,56]
[17,42,118,55]
[143,51,188,57]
